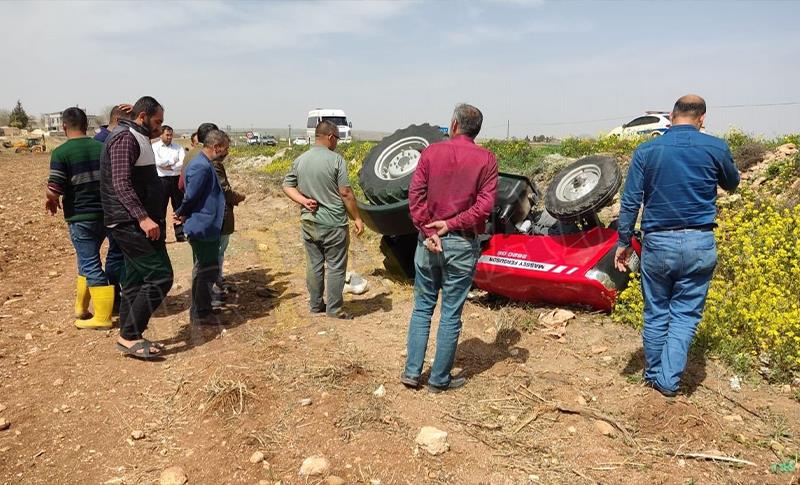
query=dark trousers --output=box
[189,238,221,319]
[110,223,174,340]
[160,176,184,239]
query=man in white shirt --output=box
[152,125,186,242]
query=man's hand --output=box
[117,103,133,115]
[45,198,60,216]
[424,234,443,253]
[614,246,633,272]
[302,197,318,212]
[425,220,449,236]
[353,218,365,236]
[139,216,161,241]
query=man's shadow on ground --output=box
[156,267,298,355]
[455,327,529,379]
[347,292,393,317]
[620,346,707,396]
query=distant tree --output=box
[0,109,10,126]
[9,100,29,129]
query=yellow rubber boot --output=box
[74,276,91,319]
[75,285,114,329]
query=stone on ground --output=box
[415,426,450,455]
[159,466,188,485]
[299,455,330,477]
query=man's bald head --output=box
[672,94,706,120]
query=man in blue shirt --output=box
[94,105,128,142]
[175,130,227,325]
[615,94,739,397]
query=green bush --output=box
[558,135,649,158]
[733,141,766,171]
[259,141,376,199]
[480,140,561,179]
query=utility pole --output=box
[506,120,510,140]
[288,124,291,145]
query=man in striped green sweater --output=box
[45,107,124,329]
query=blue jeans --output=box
[68,220,124,287]
[404,234,479,387]
[640,230,717,392]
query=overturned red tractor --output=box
[356,124,640,312]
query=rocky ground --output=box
[0,152,798,485]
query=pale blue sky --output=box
[4,0,800,138]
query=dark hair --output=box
[62,107,88,132]
[196,122,219,144]
[453,103,483,138]
[131,96,162,118]
[190,132,198,141]
[204,129,230,147]
[109,105,127,123]
[673,97,706,119]
[161,125,173,133]
[315,120,339,138]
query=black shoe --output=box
[645,379,677,398]
[191,313,221,326]
[400,374,420,389]
[175,235,187,242]
[327,310,353,320]
[427,376,467,394]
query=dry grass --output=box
[202,369,255,415]
[301,352,370,390]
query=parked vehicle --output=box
[606,111,671,138]
[356,125,640,311]
[2,135,46,153]
[306,109,352,144]
[246,132,277,146]
[292,137,308,146]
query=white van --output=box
[306,109,352,144]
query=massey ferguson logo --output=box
[478,255,580,275]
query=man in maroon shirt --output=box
[402,103,498,393]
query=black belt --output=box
[450,230,477,240]
[649,224,715,233]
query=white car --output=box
[606,112,671,138]
[292,137,308,146]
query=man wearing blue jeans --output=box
[46,107,124,329]
[615,94,739,397]
[402,104,498,393]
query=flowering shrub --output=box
[559,135,649,158]
[480,140,561,178]
[614,193,800,380]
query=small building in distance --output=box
[43,108,101,134]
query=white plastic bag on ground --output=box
[343,272,369,295]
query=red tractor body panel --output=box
[474,227,640,312]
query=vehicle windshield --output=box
[321,116,347,127]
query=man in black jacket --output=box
[100,96,173,360]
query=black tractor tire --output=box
[356,199,416,236]
[380,234,418,280]
[359,124,445,205]
[544,155,621,223]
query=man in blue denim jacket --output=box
[615,94,739,397]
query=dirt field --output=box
[0,152,798,485]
